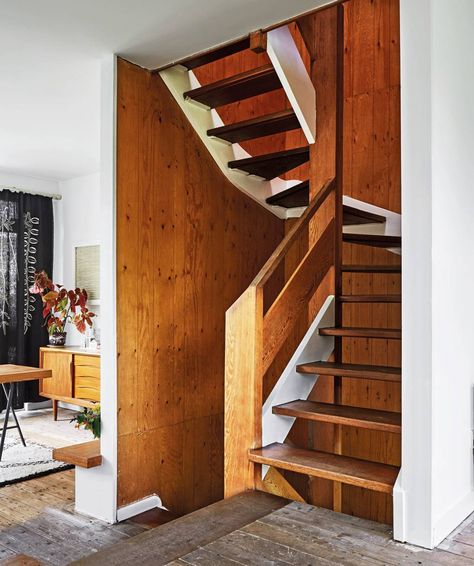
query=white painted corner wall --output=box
[75,55,117,523]
[398,0,474,548]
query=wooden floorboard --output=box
[2,469,474,565]
[73,491,288,565]
[0,470,149,566]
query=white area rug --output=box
[0,432,71,487]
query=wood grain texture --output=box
[53,440,102,469]
[341,0,401,524]
[262,220,334,374]
[273,400,401,433]
[116,58,284,514]
[249,443,398,493]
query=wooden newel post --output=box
[224,285,264,497]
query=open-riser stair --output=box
[158,15,402,524]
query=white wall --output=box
[0,170,62,282]
[59,172,101,346]
[399,0,474,549]
[75,55,117,523]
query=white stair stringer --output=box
[159,65,301,220]
[261,295,335,478]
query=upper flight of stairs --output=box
[163,32,402,515]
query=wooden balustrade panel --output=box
[116,58,285,514]
[262,220,335,375]
[224,287,263,497]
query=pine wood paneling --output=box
[116,59,285,515]
[340,0,401,524]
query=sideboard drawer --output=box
[74,356,100,402]
[75,355,100,369]
[75,374,100,401]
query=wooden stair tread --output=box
[296,361,401,381]
[319,327,401,339]
[184,64,281,108]
[249,443,398,493]
[266,180,309,207]
[53,439,102,469]
[181,37,251,70]
[342,205,386,225]
[338,294,401,303]
[342,264,401,273]
[208,109,300,143]
[266,184,387,229]
[344,233,401,248]
[273,400,401,433]
[228,147,309,180]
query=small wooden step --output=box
[181,37,251,70]
[344,233,401,248]
[296,361,401,382]
[342,206,386,225]
[266,185,389,227]
[53,440,102,469]
[184,64,281,108]
[273,400,401,433]
[208,109,300,143]
[319,327,401,339]
[338,294,401,303]
[342,265,401,273]
[249,443,398,493]
[266,180,309,207]
[229,147,309,180]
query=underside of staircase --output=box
[159,7,401,526]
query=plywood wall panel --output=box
[116,58,284,514]
[340,0,401,524]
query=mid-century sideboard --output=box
[39,346,100,420]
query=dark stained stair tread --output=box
[338,294,401,303]
[266,180,309,207]
[273,400,401,433]
[318,327,401,339]
[228,147,309,180]
[344,233,401,248]
[341,265,401,273]
[248,443,399,493]
[208,109,300,143]
[180,37,251,70]
[342,206,386,225]
[296,361,401,382]
[266,185,390,229]
[184,65,281,108]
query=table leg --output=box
[7,385,26,447]
[0,383,14,461]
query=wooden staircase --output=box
[165,18,401,523]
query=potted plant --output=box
[71,404,101,438]
[30,270,96,346]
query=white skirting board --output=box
[116,495,165,522]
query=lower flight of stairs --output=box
[250,254,402,499]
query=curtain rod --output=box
[0,184,62,201]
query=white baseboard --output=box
[433,490,474,547]
[392,471,406,542]
[116,495,164,522]
[23,400,53,411]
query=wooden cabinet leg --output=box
[53,400,58,421]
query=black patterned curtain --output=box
[0,189,53,409]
